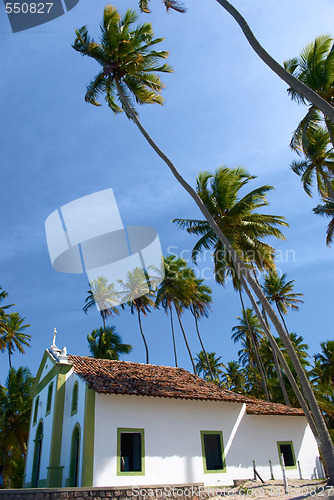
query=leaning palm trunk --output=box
[251,267,290,406]
[137,309,149,364]
[213,0,334,122]
[263,310,291,407]
[174,306,196,374]
[191,309,214,381]
[238,287,270,401]
[115,80,334,482]
[169,304,178,367]
[239,275,320,437]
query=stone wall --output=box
[0,483,206,500]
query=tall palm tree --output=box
[195,351,224,384]
[137,0,334,121]
[231,308,269,399]
[173,167,288,288]
[0,288,13,351]
[290,125,334,201]
[156,256,197,373]
[262,271,303,335]
[188,278,213,380]
[118,267,155,364]
[314,341,334,386]
[284,36,334,148]
[1,314,30,370]
[83,276,120,329]
[74,7,334,479]
[313,191,334,246]
[221,361,246,393]
[0,367,33,488]
[87,326,132,360]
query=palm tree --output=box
[290,125,334,201]
[313,191,334,246]
[173,167,288,288]
[1,314,30,370]
[74,7,334,479]
[118,267,155,364]
[231,308,269,399]
[262,271,303,335]
[284,36,334,148]
[156,256,197,373]
[0,367,33,488]
[83,276,120,329]
[189,279,214,380]
[221,361,246,393]
[195,351,224,384]
[0,288,13,352]
[87,326,132,360]
[314,341,334,387]
[137,0,334,121]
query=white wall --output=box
[93,394,320,487]
[60,371,86,486]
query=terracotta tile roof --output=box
[67,355,304,417]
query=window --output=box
[117,428,145,476]
[200,431,226,473]
[33,397,39,426]
[69,425,80,487]
[71,382,79,415]
[277,441,296,469]
[46,382,53,415]
[32,421,43,487]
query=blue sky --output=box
[0,0,333,383]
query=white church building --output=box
[23,344,322,489]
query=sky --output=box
[0,0,333,384]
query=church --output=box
[23,342,322,488]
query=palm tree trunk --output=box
[101,312,106,330]
[276,305,290,336]
[213,0,334,121]
[251,266,290,407]
[115,79,334,482]
[169,305,178,367]
[8,346,12,370]
[137,309,149,364]
[238,287,270,402]
[239,275,319,436]
[192,309,214,381]
[175,306,196,375]
[325,118,334,152]
[322,171,334,202]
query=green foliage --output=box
[73,5,172,117]
[87,326,132,360]
[0,367,33,488]
[173,166,288,289]
[84,276,120,328]
[195,351,224,384]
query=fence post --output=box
[281,454,288,494]
[269,459,274,480]
[253,460,256,481]
[297,460,303,480]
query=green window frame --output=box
[71,382,79,416]
[277,441,297,469]
[117,428,145,476]
[46,382,53,416]
[33,396,39,426]
[200,430,226,474]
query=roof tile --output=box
[67,355,304,417]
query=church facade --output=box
[23,345,322,488]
